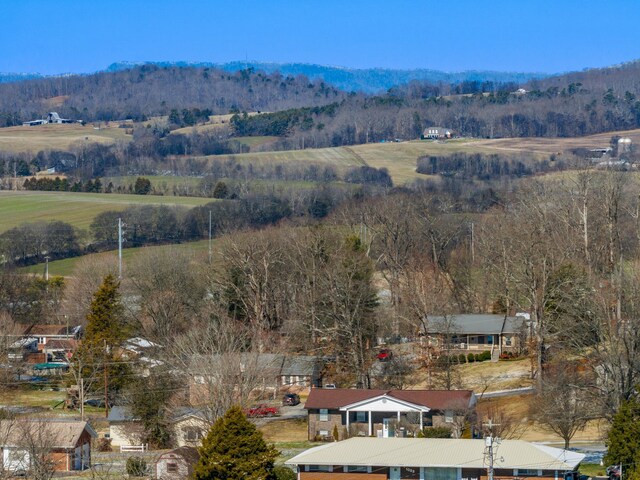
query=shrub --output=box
[467,353,475,363]
[126,456,147,477]
[96,437,112,452]
[458,353,467,364]
[479,351,492,361]
[417,426,452,438]
[332,425,340,441]
[274,466,296,480]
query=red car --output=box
[245,404,279,417]
[376,349,393,362]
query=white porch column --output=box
[346,411,350,433]
[368,411,372,436]
[419,412,423,431]
[397,411,401,422]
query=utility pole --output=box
[470,222,475,263]
[483,419,501,480]
[104,339,109,418]
[118,217,123,279]
[44,256,50,281]
[208,210,212,265]
[79,377,84,421]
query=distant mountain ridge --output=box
[0,61,550,92]
[0,72,43,83]
[105,61,549,93]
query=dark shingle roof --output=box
[304,389,474,410]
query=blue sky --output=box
[1,0,639,75]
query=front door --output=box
[390,467,401,479]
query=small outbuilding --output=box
[155,446,200,480]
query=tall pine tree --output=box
[194,406,278,480]
[73,274,131,399]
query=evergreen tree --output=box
[604,397,640,469]
[84,274,128,348]
[194,406,278,480]
[73,274,131,399]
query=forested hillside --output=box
[2,62,638,144]
[0,65,345,125]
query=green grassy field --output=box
[0,191,212,233]
[22,239,212,277]
[102,175,203,192]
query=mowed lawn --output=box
[0,191,212,233]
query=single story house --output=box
[304,389,476,441]
[108,407,209,448]
[423,314,530,355]
[189,353,324,405]
[156,446,200,480]
[423,127,452,140]
[286,437,585,480]
[0,419,96,473]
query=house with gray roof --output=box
[424,314,530,355]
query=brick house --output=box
[0,419,96,473]
[304,389,476,441]
[286,437,585,480]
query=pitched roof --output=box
[304,389,474,410]
[286,438,585,471]
[22,324,81,337]
[158,446,200,466]
[0,420,97,449]
[108,406,208,424]
[425,314,528,335]
[43,339,77,350]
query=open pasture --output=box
[0,123,131,152]
[0,191,211,233]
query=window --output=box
[319,409,329,421]
[444,410,453,423]
[356,411,366,423]
[309,465,331,472]
[518,469,541,477]
[505,336,512,346]
[167,462,178,473]
[347,466,368,472]
[184,427,202,442]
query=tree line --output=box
[416,152,567,180]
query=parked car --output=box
[245,404,279,417]
[376,349,393,362]
[607,466,621,480]
[282,393,300,406]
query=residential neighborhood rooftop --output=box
[286,437,585,471]
[426,314,528,335]
[304,388,475,410]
